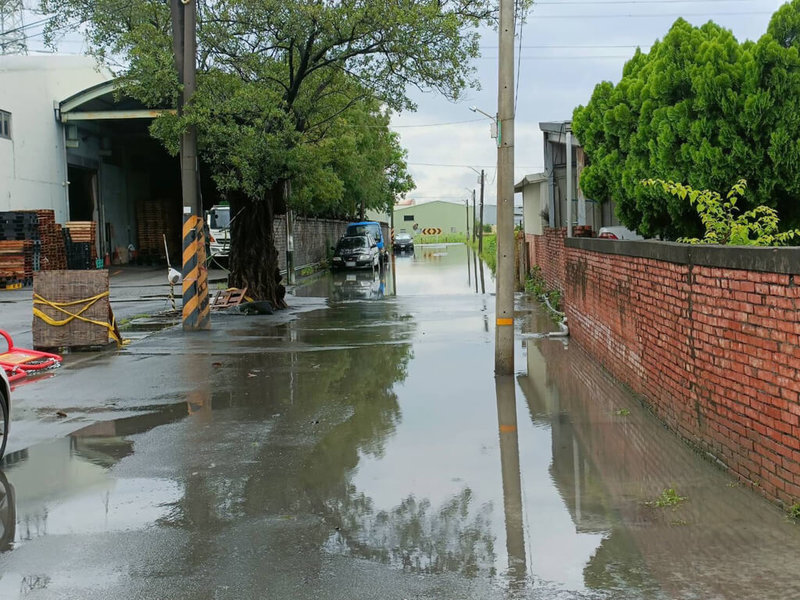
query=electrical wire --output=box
[529,9,771,17]
[388,118,485,128]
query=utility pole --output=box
[566,123,573,238]
[472,189,477,243]
[465,197,470,241]
[495,0,515,375]
[172,0,209,330]
[479,169,485,254]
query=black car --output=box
[393,233,414,252]
[331,235,380,270]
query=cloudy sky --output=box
[390,0,785,207]
[18,0,786,207]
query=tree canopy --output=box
[39,0,514,300]
[573,1,800,240]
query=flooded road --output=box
[0,244,798,599]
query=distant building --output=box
[515,121,621,235]
[393,200,474,236]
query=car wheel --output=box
[0,390,7,461]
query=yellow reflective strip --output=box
[496,318,514,326]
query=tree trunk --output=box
[227,187,287,309]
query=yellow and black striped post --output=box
[182,215,210,330]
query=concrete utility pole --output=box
[172,0,209,330]
[479,169,485,254]
[566,123,573,238]
[465,197,470,241]
[472,189,477,243]
[495,0,515,375]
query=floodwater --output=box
[0,243,799,599]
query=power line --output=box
[388,118,485,128]
[529,10,771,17]
[535,0,760,3]
[480,55,636,59]
[482,43,652,48]
[408,162,543,169]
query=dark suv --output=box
[331,235,380,270]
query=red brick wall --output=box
[535,228,567,295]
[532,235,800,508]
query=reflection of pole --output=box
[473,243,479,294]
[495,376,527,585]
[479,251,486,295]
[467,242,472,287]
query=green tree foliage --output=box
[573,1,800,241]
[40,0,507,301]
[642,178,800,245]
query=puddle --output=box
[0,245,796,599]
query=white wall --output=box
[0,56,111,220]
[522,181,548,236]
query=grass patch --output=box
[645,488,687,508]
[615,408,631,416]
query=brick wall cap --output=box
[565,238,800,275]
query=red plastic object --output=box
[0,330,63,375]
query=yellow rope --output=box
[33,292,122,346]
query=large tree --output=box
[41,0,505,303]
[573,1,800,240]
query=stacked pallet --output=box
[0,212,41,286]
[64,221,97,270]
[137,199,180,262]
[0,241,26,285]
[0,211,38,241]
[35,210,67,271]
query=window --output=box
[403,215,414,221]
[0,111,10,139]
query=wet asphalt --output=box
[0,244,799,599]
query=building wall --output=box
[0,56,111,219]
[394,201,473,236]
[522,181,547,236]
[273,217,349,272]
[533,231,800,508]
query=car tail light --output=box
[598,232,618,239]
[209,233,216,243]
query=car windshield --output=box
[339,237,367,249]
[396,234,412,241]
[209,208,231,229]
[347,224,379,238]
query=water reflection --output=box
[0,471,14,552]
[517,326,800,599]
[329,269,385,302]
[495,376,526,588]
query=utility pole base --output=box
[182,215,210,330]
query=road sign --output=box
[422,228,442,235]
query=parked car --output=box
[345,221,388,262]
[597,225,644,241]
[331,235,380,270]
[393,232,414,253]
[0,367,9,459]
